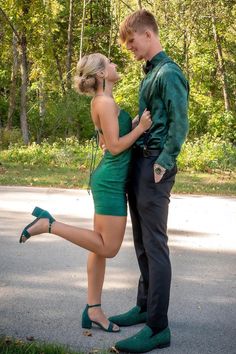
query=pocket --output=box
[161,164,177,183]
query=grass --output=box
[0,162,236,196]
[0,163,89,189]
[0,336,84,354]
[0,336,112,354]
[173,170,236,196]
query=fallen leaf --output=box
[15,339,24,345]
[4,336,12,345]
[88,349,101,354]
[83,330,92,337]
[26,336,35,341]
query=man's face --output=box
[125,31,150,61]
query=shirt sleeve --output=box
[155,65,189,170]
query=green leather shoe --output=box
[108,305,147,326]
[115,325,171,353]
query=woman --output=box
[19,53,152,333]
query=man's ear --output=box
[145,30,152,40]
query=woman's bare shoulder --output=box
[91,95,117,115]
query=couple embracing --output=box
[20,10,189,353]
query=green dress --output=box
[91,109,132,216]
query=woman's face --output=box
[105,59,120,82]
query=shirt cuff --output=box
[155,151,176,170]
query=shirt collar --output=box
[143,51,167,74]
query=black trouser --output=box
[128,149,177,330]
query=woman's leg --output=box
[23,214,127,258]
[86,252,119,330]
[85,213,123,330]
[87,252,106,305]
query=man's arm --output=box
[154,66,189,182]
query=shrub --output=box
[1,134,235,173]
[178,134,236,172]
[0,128,23,149]
[0,136,102,169]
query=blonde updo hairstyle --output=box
[74,53,107,95]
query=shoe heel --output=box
[32,207,44,217]
[82,306,92,329]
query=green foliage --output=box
[0,0,236,145]
[114,59,142,116]
[178,134,236,172]
[208,111,236,142]
[0,128,23,149]
[0,137,102,169]
[28,91,94,142]
[1,136,235,174]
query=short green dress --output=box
[90,109,132,216]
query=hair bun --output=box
[74,53,106,96]
[75,75,97,95]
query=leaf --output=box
[83,330,92,337]
[26,336,35,341]
[88,349,101,354]
[4,336,13,345]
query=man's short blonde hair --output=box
[119,9,159,44]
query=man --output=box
[109,9,189,353]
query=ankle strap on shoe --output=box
[87,303,101,308]
[49,221,54,233]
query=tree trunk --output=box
[66,0,74,90]
[183,29,190,79]
[80,0,86,60]
[20,33,29,144]
[37,80,46,143]
[52,45,66,95]
[137,0,142,9]
[211,10,230,111]
[7,32,19,130]
[108,0,113,58]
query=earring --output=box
[103,78,106,91]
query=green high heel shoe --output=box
[19,207,55,243]
[82,304,120,333]
[32,206,44,218]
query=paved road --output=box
[0,186,236,353]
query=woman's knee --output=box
[104,245,120,258]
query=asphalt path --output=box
[0,186,236,354]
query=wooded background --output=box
[0,0,235,147]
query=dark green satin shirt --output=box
[137,51,189,170]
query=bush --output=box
[0,128,23,149]
[28,91,94,143]
[0,136,102,169]
[1,134,235,173]
[208,111,236,143]
[178,134,236,172]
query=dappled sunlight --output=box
[209,295,236,305]
[1,189,235,354]
[0,187,95,219]
[77,271,137,290]
[0,265,137,304]
[169,232,236,252]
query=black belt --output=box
[133,146,161,157]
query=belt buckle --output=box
[143,147,149,157]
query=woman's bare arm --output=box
[93,97,151,155]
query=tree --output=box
[66,0,74,89]
[0,4,29,144]
[7,32,19,130]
